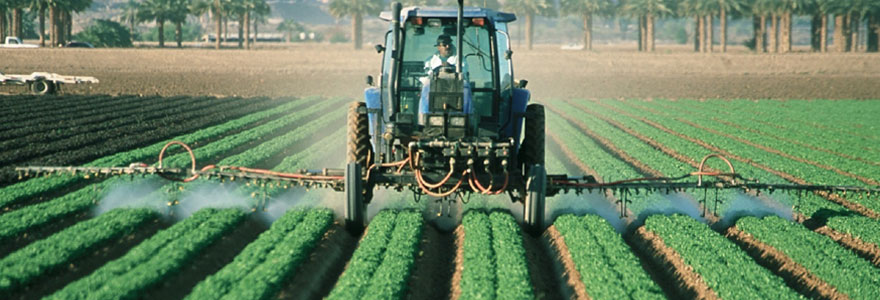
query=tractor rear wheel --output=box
[524,164,547,236]
[519,104,545,174]
[345,102,372,232]
[347,101,373,168]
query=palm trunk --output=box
[65,11,72,43]
[850,14,860,52]
[130,19,135,39]
[757,16,766,53]
[647,14,655,52]
[39,7,46,47]
[869,13,879,52]
[175,22,182,48]
[237,13,244,48]
[0,9,6,43]
[694,16,700,52]
[13,8,23,38]
[223,16,228,42]
[821,14,828,52]
[638,15,644,52]
[707,15,714,52]
[158,17,165,48]
[769,14,778,53]
[244,11,251,50]
[810,13,821,51]
[352,13,363,49]
[720,8,727,53]
[834,14,846,52]
[253,20,258,46]
[49,6,57,47]
[526,13,534,50]
[698,15,705,52]
[583,13,592,51]
[215,7,222,49]
[780,12,791,53]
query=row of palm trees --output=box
[559,0,880,53]
[330,0,879,53]
[121,0,271,49]
[1,0,91,47]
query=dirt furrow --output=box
[545,226,589,300]
[406,224,455,300]
[812,226,880,268]
[725,227,848,300]
[277,224,357,299]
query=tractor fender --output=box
[503,88,530,142]
[364,87,381,152]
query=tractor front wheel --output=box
[524,164,547,236]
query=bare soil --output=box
[3,44,879,100]
[277,224,357,300]
[545,226,589,300]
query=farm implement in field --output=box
[0,71,99,95]
[14,1,880,235]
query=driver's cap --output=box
[435,35,452,46]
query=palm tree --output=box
[709,0,746,52]
[622,0,671,52]
[117,0,140,42]
[251,0,270,47]
[808,0,834,52]
[504,0,553,50]
[138,0,172,47]
[28,0,51,46]
[277,19,303,43]
[9,0,28,39]
[560,0,613,51]
[0,2,8,42]
[329,0,383,50]
[167,0,191,48]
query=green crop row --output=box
[185,209,308,300]
[0,101,334,242]
[362,210,423,300]
[553,214,663,299]
[645,100,880,186]
[598,100,876,215]
[46,208,245,300]
[0,97,314,209]
[712,100,880,156]
[211,209,333,300]
[459,210,533,300]
[326,210,399,300]
[553,101,745,216]
[0,208,156,295]
[736,216,880,299]
[644,214,801,299]
[685,100,880,166]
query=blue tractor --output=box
[346,1,550,234]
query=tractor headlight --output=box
[449,116,466,127]
[428,115,445,127]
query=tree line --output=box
[331,0,880,53]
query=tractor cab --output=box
[351,1,545,234]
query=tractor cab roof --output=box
[379,6,516,24]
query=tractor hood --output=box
[379,6,516,24]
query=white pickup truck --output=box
[0,72,99,94]
[0,37,39,48]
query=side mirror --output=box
[366,75,374,86]
[517,79,528,89]
[505,50,513,60]
[374,44,385,53]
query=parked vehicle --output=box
[0,37,39,48]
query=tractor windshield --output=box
[397,18,496,122]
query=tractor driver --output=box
[418,34,472,126]
[424,34,457,75]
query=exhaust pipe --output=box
[456,0,463,76]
